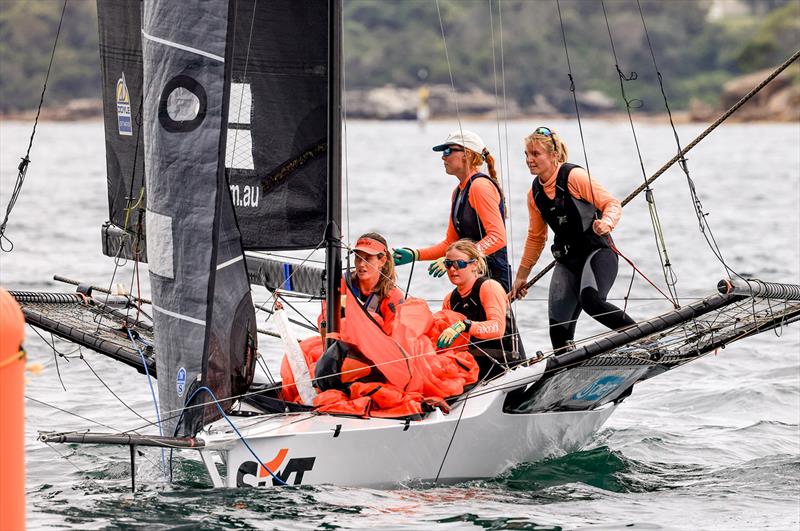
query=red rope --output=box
[606,237,679,309]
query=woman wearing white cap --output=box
[393,130,512,292]
[320,232,405,336]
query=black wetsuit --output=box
[532,163,635,351]
[448,276,524,377]
[451,173,511,292]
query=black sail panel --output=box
[226,0,329,250]
[100,0,329,258]
[97,0,146,249]
[142,0,255,437]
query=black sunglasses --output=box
[443,258,476,270]
[442,146,465,157]
[535,126,558,152]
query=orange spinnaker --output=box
[0,287,26,531]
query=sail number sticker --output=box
[116,73,132,136]
[176,367,187,397]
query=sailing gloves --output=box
[428,257,447,278]
[436,319,472,349]
[392,250,450,281]
[393,247,418,266]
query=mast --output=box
[324,0,343,345]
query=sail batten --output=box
[141,30,226,62]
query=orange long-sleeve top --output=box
[418,175,507,260]
[442,278,507,340]
[520,165,622,269]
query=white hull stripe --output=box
[141,30,224,63]
[217,255,244,271]
[152,304,207,326]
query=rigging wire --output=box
[553,0,667,308]
[496,0,516,270]
[600,0,679,306]
[178,386,287,486]
[435,0,464,132]
[127,328,168,475]
[555,0,595,198]
[522,47,800,293]
[26,395,120,432]
[0,0,69,253]
[634,0,740,284]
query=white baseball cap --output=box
[432,130,486,154]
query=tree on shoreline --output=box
[0,0,796,114]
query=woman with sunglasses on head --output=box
[437,239,523,378]
[319,232,404,337]
[510,127,635,353]
[393,130,512,292]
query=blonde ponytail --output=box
[467,148,508,219]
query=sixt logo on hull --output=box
[116,73,132,136]
[572,375,625,401]
[236,448,316,487]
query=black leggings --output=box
[548,248,636,352]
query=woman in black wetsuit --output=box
[509,127,635,352]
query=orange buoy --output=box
[1,287,26,531]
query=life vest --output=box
[451,173,511,291]
[347,278,402,322]
[531,163,611,270]
[447,276,520,358]
[281,292,479,418]
[320,279,404,335]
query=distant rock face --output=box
[344,84,627,120]
[692,65,800,122]
[345,84,521,120]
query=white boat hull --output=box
[200,363,618,488]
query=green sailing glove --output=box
[393,247,418,266]
[436,320,472,349]
[428,257,447,278]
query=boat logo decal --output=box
[572,375,625,401]
[116,73,132,136]
[176,367,187,397]
[236,447,316,487]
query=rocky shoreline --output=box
[2,67,797,123]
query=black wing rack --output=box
[10,288,156,376]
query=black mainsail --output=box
[97,0,147,260]
[99,0,330,259]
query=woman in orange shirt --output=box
[393,130,511,292]
[437,239,523,378]
[510,127,635,353]
[320,232,404,336]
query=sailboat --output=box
[9,0,800,489]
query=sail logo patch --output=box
[572,375,625,401]
[116,73,133,136]
[236,448,316,487]
[176,367,187,397]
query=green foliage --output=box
[0,0,795,114]
[0,1,99,113]
[734,2,800,71]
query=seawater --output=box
[1,119,798,530]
